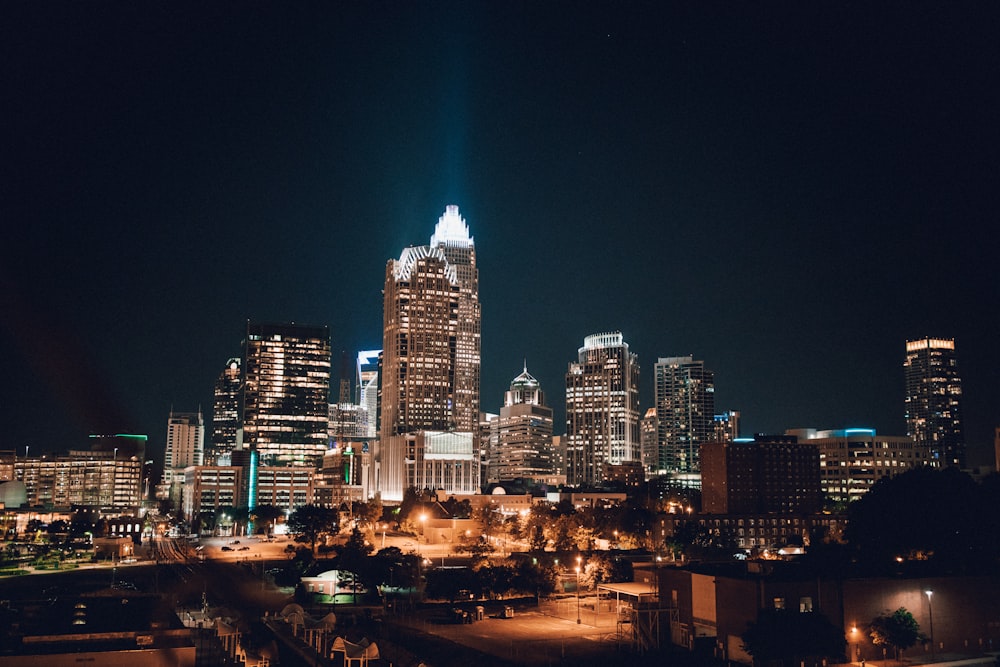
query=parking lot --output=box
[389,596,624,667]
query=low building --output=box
[656,562,1000,664]
[0,589,195,666]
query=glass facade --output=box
[241,322,331,467]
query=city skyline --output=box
[3,4,999,468]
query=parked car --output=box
[221,546,233,551]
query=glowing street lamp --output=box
[925,589,935,662]
[575,565,581,624]
[418,514,427,556]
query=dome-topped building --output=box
[491,362,554,483]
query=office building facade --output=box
[565,332,640,486]
[654,356,715,478]
[494,365,554,482]
[700,434,821,515]
[240,321,331,467]
[788,428,931,504]
[163,409,205,507]
[209,357,241,465]
[904,337,965,468]
[379,206,481,501]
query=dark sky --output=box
[3,3,998,468]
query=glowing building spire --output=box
[430,204,474,248]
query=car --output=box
[231,540,240,544]
[238,546,250,551]
[221,546,234,551]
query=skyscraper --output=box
[565,332,640,486]
[209,357,241,465]
[240,321,331,467]
[904,337,965,467]
[494,364,554,482]
[379,206,481,501]
[356,349,381,439]
[163,409,204,506]
[654,355,715,484]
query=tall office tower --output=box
[904,337,965,468]
[654,356,715,484]
[640,407,659,478]
[701,434,820,515]
[356,350,381,438]
[210,357,241,465]
[163,409,204,506]
[430,205,481,432]
[495,364,553,482]
[565,332,640,487]
[379,206,481,501]
[241,321,331,467]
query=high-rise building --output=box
[640,407,658,478]
[379,206,481,501]
[701,434,820,515]
[210,357,241,465]
[654,355,715,482]
[495,364,553,482]
[356,349,381,439]
[904,337,965,468]
[163,409,204,506]
[240,321,331,467]
[565,332,640,487]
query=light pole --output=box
[419,514,427,556]
[925,589,935,662]
[851,626,859,664]
[575,566,581,624]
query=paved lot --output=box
[389,596,628,667]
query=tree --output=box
[742,609,846,667]
[869,608,923,663]
[845,467,998,573]
[335,526,374,573]
[251,504,285,535]
[287,505,339,554]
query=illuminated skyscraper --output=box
[654,355,715,484]
[379,206,481,501]
[209,357,241,465]
[240,321,331,467]
[904,337,965,467]
[495,364,553,482]
[356,349,381,439]
[163,409,204,506]
[565,332,640,486]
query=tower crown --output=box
[430,204,474,248]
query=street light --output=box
[418,514,427,556]
[575,566,581,624]
[851,626,859,664]
[925,589,935,662]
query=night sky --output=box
[3,3,998,469]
